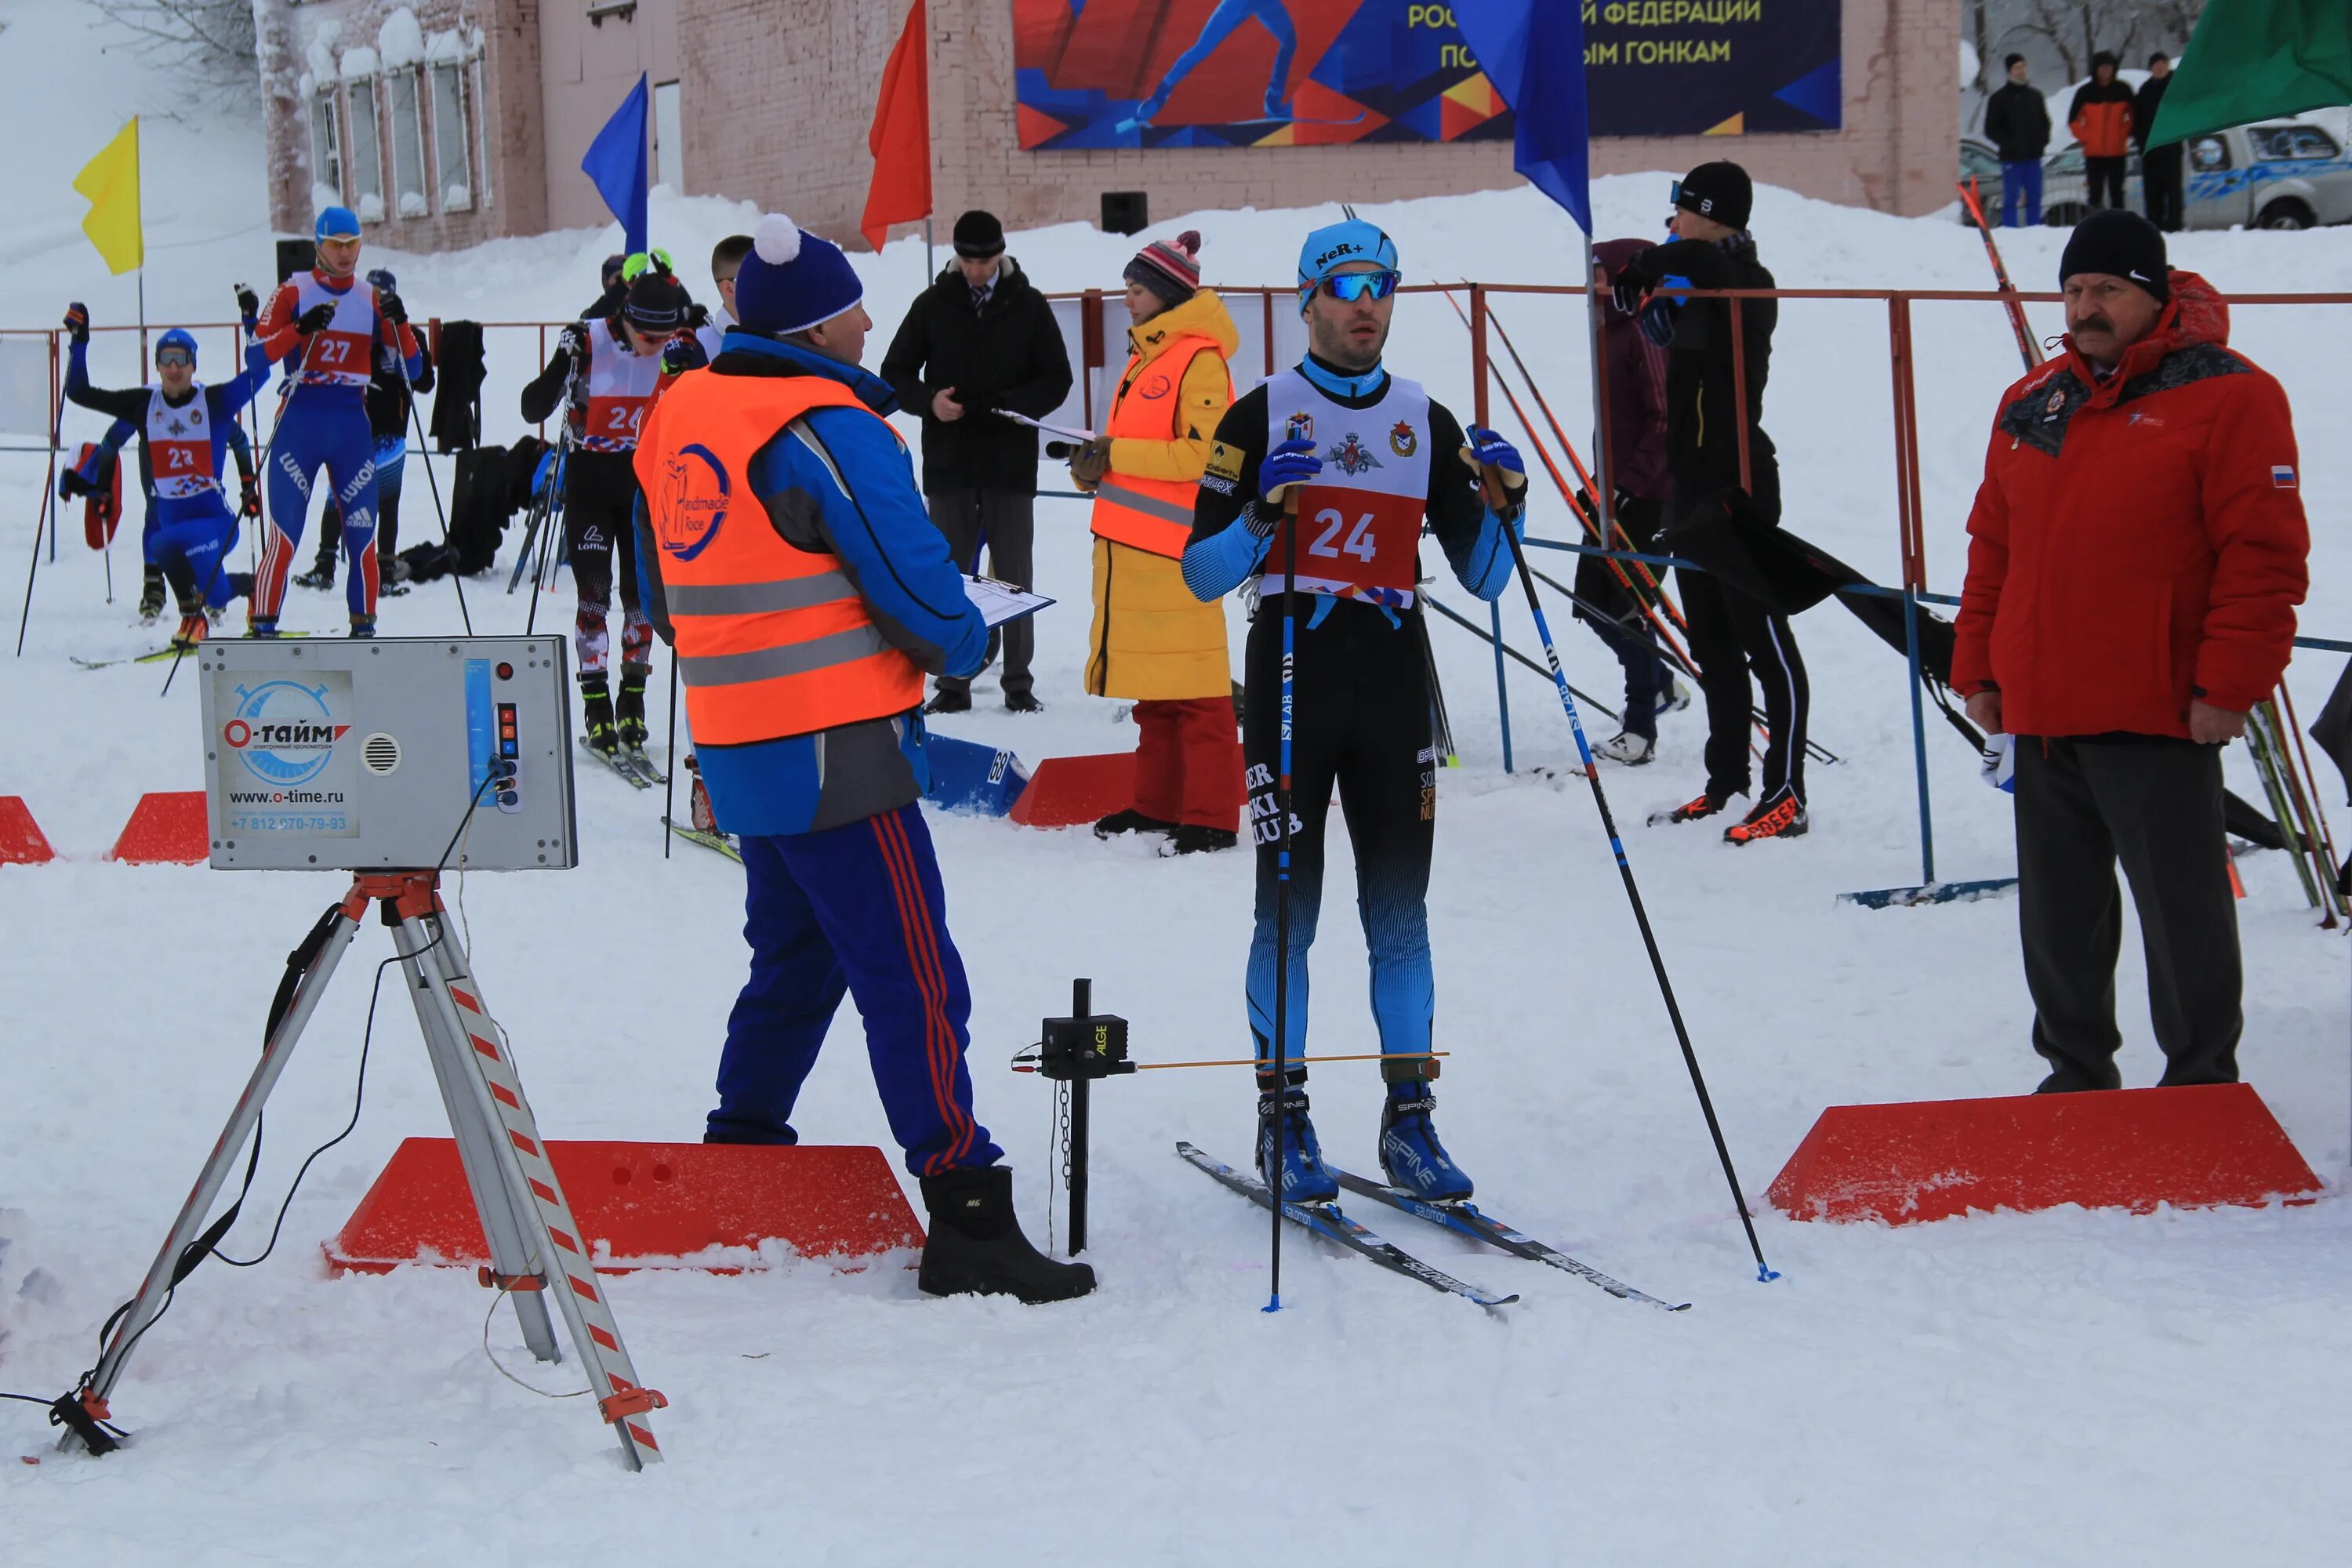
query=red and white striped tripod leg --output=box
[401,897,666,1468]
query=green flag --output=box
[2150,0,2352,147]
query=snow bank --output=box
[339,43,379,81]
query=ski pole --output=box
[393,323,470,634]
[1422,590,1621,723]
[14,330,64,657]
[524,426,573,637]
[1468,452,1777,1283]
[1265,444,1304,1314]
[661,653,680,861]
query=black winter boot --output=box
[616,661,652,749]
[580,676,618,756]
[136,565,166,624]
[917,1166,1095,1304]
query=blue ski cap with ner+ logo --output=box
[1297,220,1399,311]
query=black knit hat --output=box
[2091,50,2118,72]
[622,268,689,331]
[953,209,1006,259]
[2059,209,2169,304]
[1676,161,1753,230]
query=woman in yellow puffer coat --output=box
[1070,231,1243,855]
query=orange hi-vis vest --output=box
[1089,332,1229,559]
[634,372,926,746]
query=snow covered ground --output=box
[6,1,2352,1560]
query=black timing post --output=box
[1036,978,1134,1255]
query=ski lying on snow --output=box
[662,815,742,863]
[1175,1142,1517,1310]
[74,632,310,669]
[622,746,667,785]
[1330,1169,1690,1312]
[579,736,655,789]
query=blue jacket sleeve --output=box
[209,340,274,422]
[97,419,134,459]
[754,405,988,680]
[1446,506,1519,603]
[1181,508,1272,602]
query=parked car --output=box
[1961,121,2352,230]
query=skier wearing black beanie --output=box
[1609,160,1812,845]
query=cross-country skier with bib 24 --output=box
[249,205,423,637]
[631,214,1091,1305]
[1182,220,1524,1205]
[60,298,271,650]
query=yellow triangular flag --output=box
[74,118,143,276]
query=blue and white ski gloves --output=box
[1461,426,1527,524]
[1247,436,1325,535]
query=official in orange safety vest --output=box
[1069,231,1244,855]
[631,212,1093,1305]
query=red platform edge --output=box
[1766,1083,2324,1225]
[0,797,54,864]
[1008,744,1245,829]
[109,791,209,864]
[325,1138,924,1275]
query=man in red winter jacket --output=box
[1955,209,2309,1092]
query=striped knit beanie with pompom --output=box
[1124,230,1203,309]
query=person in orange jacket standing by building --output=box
[1070,231,1245,855]
[2069,52,2137,211]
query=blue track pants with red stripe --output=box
[709,803,1000,1175]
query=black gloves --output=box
[64,302,89,344]
[557,323,589,363]
[1610,270,1651,315]
[378,290,407,325]
[235,285,260,319]
[295,302,336,336]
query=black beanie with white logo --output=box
[2059,209,2169,305]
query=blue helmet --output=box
[315,205,361,243]
[154,328,198,368]
[1297,220,1400,310]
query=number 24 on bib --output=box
[1263,485,1420,596]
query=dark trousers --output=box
[1574,495,1666,740]
[2013,736,2242,1091]
[1677,565,1808,802]
[707,804,1003,1176]
[929,488,1036,698]
[2143,144,2185,231]
[2085,155,2129,209]
[1591,615,1665,741]
[1243,598,1435,1081]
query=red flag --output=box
[861,0,931,252]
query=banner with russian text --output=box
[1011,0,1838,150]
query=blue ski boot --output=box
[1256,1087,1338,1204]
[1380,1083,1474,1202]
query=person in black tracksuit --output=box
[1179,219,1523,1206]
[519,269,690,756]
[2135,54,2184,233]
[880,209,1074,713]
[1610,160,1811,844]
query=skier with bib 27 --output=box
[1182,220,1524,1204]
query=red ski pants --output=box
[1131,697,1241,829]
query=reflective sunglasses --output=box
[1319,270,1400,303]
[154,349,194,368]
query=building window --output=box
[309,91,343,214]
[653,79,683,192]
[387,69,430,218]
[430,61,474,212]
[347,77,387,223]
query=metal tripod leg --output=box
[383,904,561,1365]
[393,891,666,1468]
[72,892,368,1439]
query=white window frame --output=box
[430,59,475,212]
[387,67,430,219]
[345,75,387,223]
[653,78,683,193]
[309,89,343,200]
[472,58,493,209]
